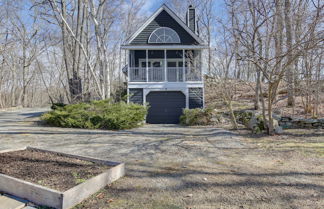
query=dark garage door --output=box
[146,91,185,124]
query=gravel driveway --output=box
[0,108,323,209]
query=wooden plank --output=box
[62,163,125,209]
[26,147,120,166]
[0,174,63,209]
[0,147,27,154]
[0,147,125,209]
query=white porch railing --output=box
[129,67,201,82]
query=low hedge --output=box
[41,100,147,130]
[180,108,213,126]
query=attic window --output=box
[148,27,181,44]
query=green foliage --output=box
[41,100,147,130]
[50,103,66,110]
[180,108,213,126]
[234,111,253,126]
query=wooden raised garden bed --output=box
[0,147,125,209]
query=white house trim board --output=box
[125,4,204,45]
[121,45,207,50]
[128,82,203,89]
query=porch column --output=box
[199,50,203,81]
[182,49,185,82]
[127,50,130,103]
[146,49,148,82]
[164,49,167,82]
[127,50,130,82]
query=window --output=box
[148,27,181,44]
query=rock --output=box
[273,114,281,120]
[318,118,324,123]
[247,117,258,130]
[275,126,283,134]
[280,122,293,129]
[312,122,321,127]
[273,119,279,129]
[185,194,193,198]
[280,116,292,122]
[303,119,317,124]
[203,178,208,181]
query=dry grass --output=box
[205,79,324,118]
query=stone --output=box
[312,122,321,127]
[0,195,26,209]
[275,126,283,134]
[280,116,292,122]
[318,118,324,123]
[273,114,281,120]
[273,119,279,129]
[304,119,317,123]
[247,117,258,130]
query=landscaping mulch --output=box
[0,149,110,192]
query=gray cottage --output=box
[121,4,207,124]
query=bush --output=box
[41,100,147,130]
[234,110,254,126]
[51,103,66,110]
[180,108,213,126]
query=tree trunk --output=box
[284,0,294,107]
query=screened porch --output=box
[128,50,202,82]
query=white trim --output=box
[164,49,167,81]
[128,82,203,89]
[121,45,207,50]
[186,88,189,108]
[193,9,197,34]
[125,4,204,45]
[145,50,148,82]
[139,58,186,66]
[202,85,205,108]
[182,49,185,81]
[127,53,130,104]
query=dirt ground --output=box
[0,109,323,209]
[74,128,324,209]
[0,149,110,191]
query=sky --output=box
[140,0,165,15]
[139,0,226,18]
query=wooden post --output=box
[199,50,202,81]
[164,49,167,82]
[127,50,130,103]
[146,49,148,82]
[182,49,185,82]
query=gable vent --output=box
[186,5,197,34]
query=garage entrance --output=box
[146,91,186,124]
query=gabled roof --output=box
[125,4,204,45]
